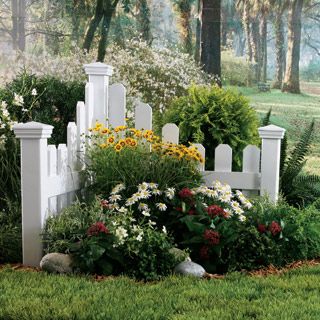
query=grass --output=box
[228,85,320,174]
[1,265,320,319]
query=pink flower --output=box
[203,229,220,245]
[269,221,282,236]
[178,188,193,199]
[87,222,109,237]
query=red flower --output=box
[188,208,196,215]
[199,246,210,260]
[178,188,193,199]
[269,221,282,236]
[206,205,226,218]
[203,229,220,245]
[87,222,109,236]
[257,224,267,234]
[175,207,183,212]
[100,199,109,208]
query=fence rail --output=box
[14,62,285,266]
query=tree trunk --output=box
[259,16,267,83]
[272,12,285,89]
[176,0,193,54]
[242,1,252,62]
[136,0,152,45]
[200,0,221,79]
[97,0,119,62]
[251,19,261,82]
[282,0,304,94]
[11,0,18,49]
[83,0,104,52]
[17,0,26,51]
[194,0,201,62]
[221,7,227,47]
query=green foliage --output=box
[221,50,254,86]
[164,85,260,170]
[86,126,202,197]
[44,197,176,281]
[0,199,21,263]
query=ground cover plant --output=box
[1,264,320,319]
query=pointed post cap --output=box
[13,121,53,139]
[84,62,113,76]
[258,125,286,139]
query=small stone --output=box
[174,261,206,278]
[40,253,73,274]
[169,248,191,263]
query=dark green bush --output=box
[0,72,84,263]
[163,85,260,170]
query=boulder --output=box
[40,253,73,274]
[169,248,191,263]
[174,261,206,278]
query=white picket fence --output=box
[13,62,285,267]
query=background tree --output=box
[136,0,152,44]
[200,0,221,79]
[282,0,304,93]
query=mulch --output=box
[1,259,320,281]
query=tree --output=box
[173,0,194,55]
[136,0,152,44]
[282,0,304,93]
[83,0,131,61]
[200,0,221,79]
[270,0,288,89]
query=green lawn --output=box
[229,85,320,174]
[1,265,320,319]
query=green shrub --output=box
[164,85,260,170]
[44,196,177,281]
[221,50,254,86]
[85,124,203,197]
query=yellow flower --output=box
[108,136,115,144]
[114,143,122,152]
[101,128,111,134]
[119,139,126,147]
[99,143,107,149]
[134,130,142,138]
[130,139,137,147]
[125,137,132,145]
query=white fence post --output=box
[14,121,53,267]
[84,62,113,126]
[258,124,285,202]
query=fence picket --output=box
[193,143,205,171]
[215,144,232,172]
[48,145,57,215]
[162,123,179,144]
[57,144,68,211]
[67,122,77,171]
[242,145,260,195]
[76,101,86,168]
[85,82,94,134]
[135,102,152,130]
[109,83,126,129]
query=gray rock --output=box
[174,261,206,278]
[40,253,73,274]
[169,248,191,263]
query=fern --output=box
[261,110,318,207]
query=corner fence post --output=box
[258,125,286,203]
[84,62,113,126]
[14,122,53,267]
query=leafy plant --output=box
[163,85,260,170]
[85,124,203,197]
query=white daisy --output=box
[162,226,167,234]
[156,203,167,211]
[109,194,121,202]
[142,210,151,217]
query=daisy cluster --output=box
[191,181,253,222]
